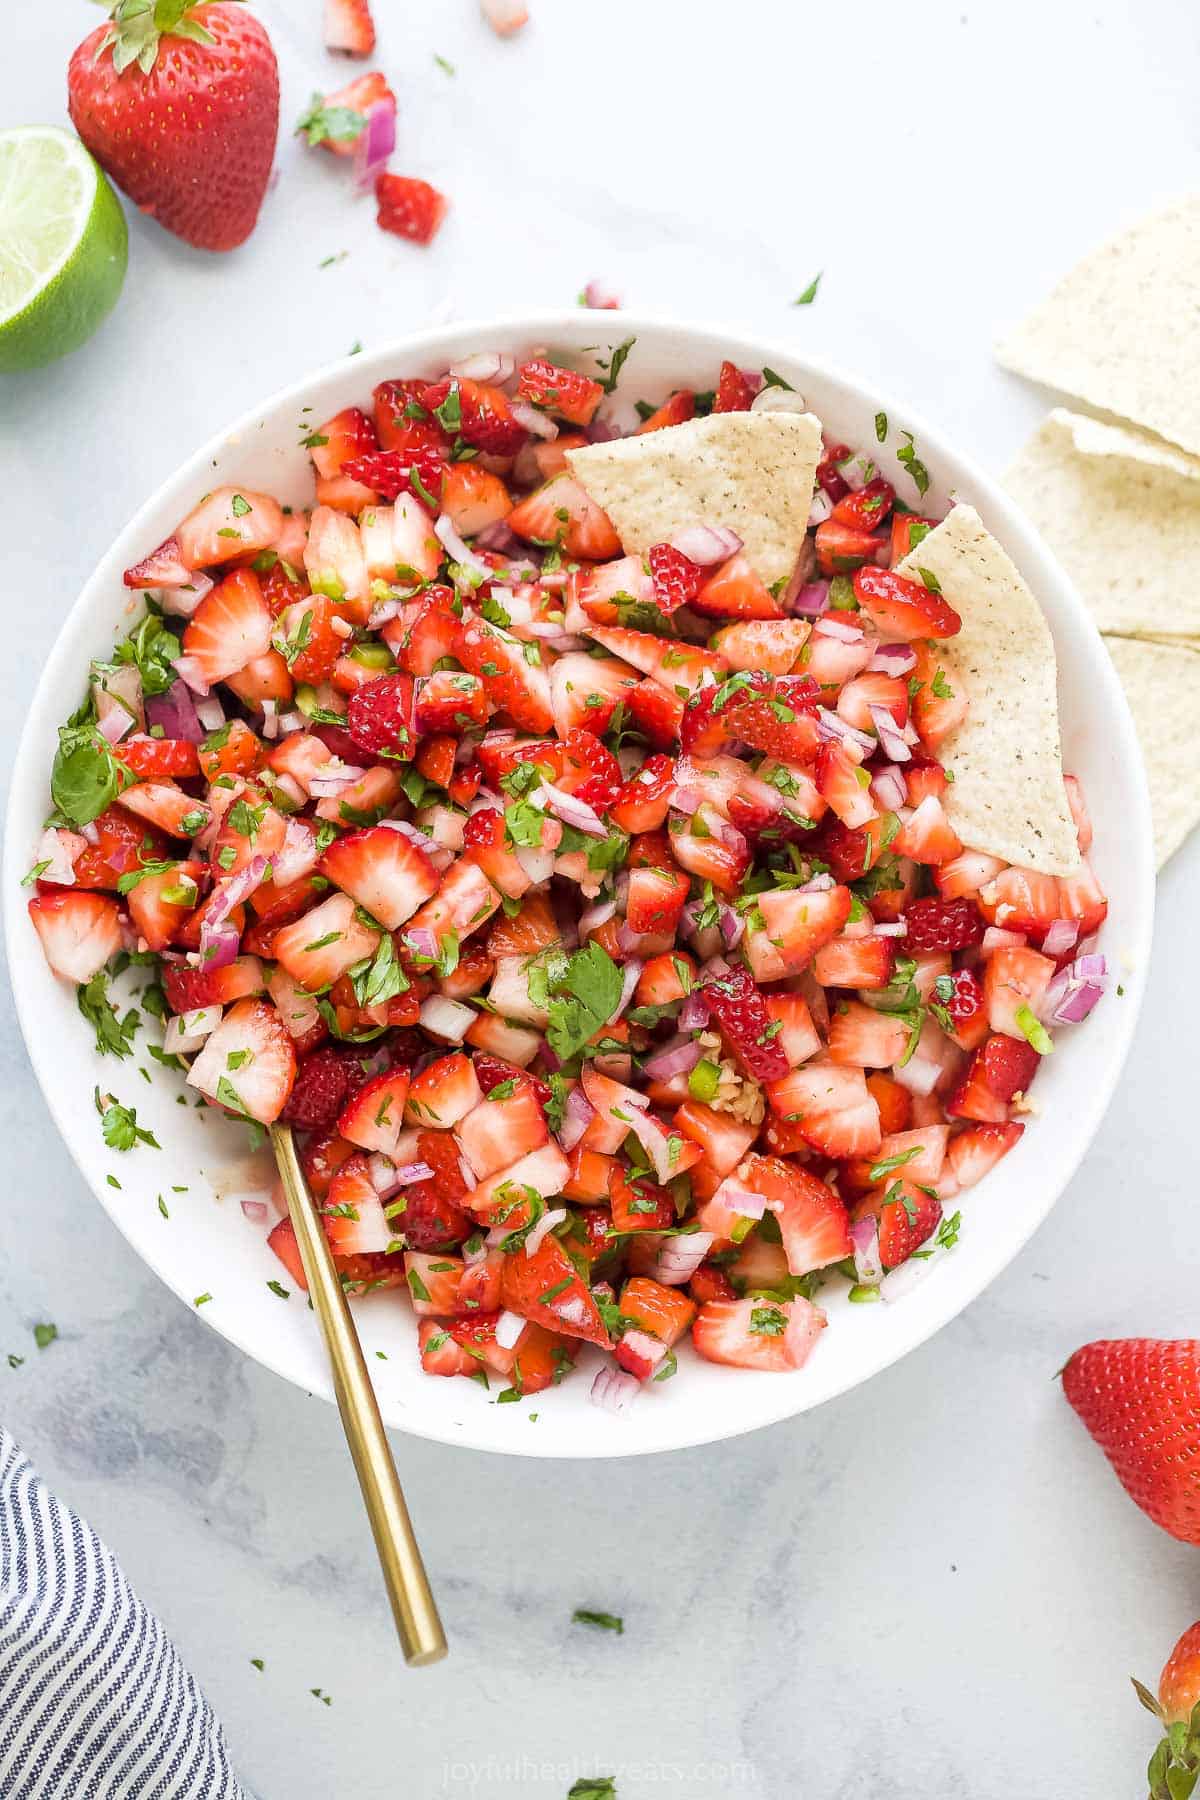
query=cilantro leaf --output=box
[99,1096,160,1151]
[77,972,139,1058]
[543,942,623,1063]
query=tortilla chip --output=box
[1104,636,1200,868]
[1004,409,1200,641]
[566,411,822,590]
[995,196,1200,457]
[897,504,1082,875]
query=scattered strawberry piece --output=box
[423,377,525,456]
[376,174,448,246]
[647,543,704,615]
[852,565,962,640]
[1063,1339,1200,1544]
[325,0,375,54]
[712,360,757,412]
[516,359,604,427]
[904,895,984,952]
[282,1045,371,1131]
[701,965,790,1084]
[346,672,416,758]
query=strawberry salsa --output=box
[26,346,1110,1413]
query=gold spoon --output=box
[270,1123,447,1666]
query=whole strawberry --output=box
[1062,1338,1200,1543]
[67,0,279,252]
[1132,1620,1200,1799]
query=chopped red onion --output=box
[670,787,705,817]
[816,708,874,754]
[170,653,211,696]
[835,451,876,492]
[194,919,240,972]
[145,681,204,744]
[868,702,912,764]
[718,904,745,949]
[711,1176,768,1220]
[590,1365,639,1414]
[240,1199,269,1224]
[164,1007,221,1056]
[379,817,452,869]
[353,96,396,192]
[558,1085,595,1151]
[368,596,406,629]
[474,519,523,555]
[448,351,515,384]
[524,1207,567,1257]
[610,958,644,1026]
[814,614,865,645]
[405,925,438,963]
[308,760,368,797]
[1041,919,1080,958]
[509,399,558,441]
[643,1037,704,1081]
[668,524,743,566]
[195,692,225,732]
[873,921,908,938]
[807,491,834,528]
[678,990,710,1031]
[651,1231,714,1286]
[537,781,607,838]
[516,843,556,884]
[578,897,617,938]
[626,1107,680,1185]
[796,872,835,894]
[1042,954,1108,1025]
[850,1216,884,1286]
[434,513,492,586]
[789,579,831,617]
[259,699,281,742]
[273,773,306,811]
[871,765,908,812]
[869,642,918,677]
[495,1309,525,1351]
[750,384,808,413]
[80,821,100,847]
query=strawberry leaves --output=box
[98,0,221,77]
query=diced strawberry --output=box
[406,1051,483,1129]
[70,807,168,890]
[124,859,203,951]
[405,856,501,958]
[815,739,877,829]
[866,1178,941,1269]
[837,671,908,735]
[816,441,852,502]
[692,1295,826,1371]
[908,644,969,750]
[865,1071,912,1135]
[945,1120,1024,1191]
[609,755,675,835]
[303,506,371,617]
[118,735,200,781]
[767,1061,882,1158]
[515,359,604,427]
[28,889,123,983]
[300,71,394,154]
[345,671,416,759]
[187,998,296,1124]
[976,867,1062,936]
[320,823,438,930]
[692,553,783,621]
[163,955,264,1015]
[842,1124,949,1200]
[123,535,194,590]
[176,487,284,571]
[375,174,447,246]
[392,1131,474,1250]
[498,1235,611,1349]
[945,1033,1040,1123]
[830,477,895,534]
[743,885,852,982]
[405,1250,464,1316]
[324,0,374,54]
[507,474,622,561]
[624,865,690,938]
[413,668,489,734]
[337,1068,412,1156]
[181,568,273,687]
[589,624,727,698]
[826,1000,912,1069]
[113,781,209,842]
[812,933,895,990]
[423,376,526,456]
[567,555,653,625]
[636,390,696,433]
[1056,862,1108,938]
[626,678,685,747]
[712,360,757,412]
[853,565,961,640]
[814,519,884,576]
[307,407,377,481]
[418,1317,477,1377]
[610,1170,675,1233]
[618,1277,696,1347]
[436,463,511,536]
[888,513,940,564]
[669,804,750,895]
[982,946,1055,1040]
[746,1155,854,1276]
[707,618,811,674]
[699,965,789,1083]
[720,673,821,763]
[453,614,553,733]
[457,1083,548,1180]
[271,891,379,991]
[904,895,984,952]
[929,966,987,1050]
[647,543,705,615]
[933,850,1006,900]
[891,794,962,865]
[633,950,695,1011]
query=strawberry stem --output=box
[97,0,226,75]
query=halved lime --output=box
[0,125,128,373]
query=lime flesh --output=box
[0,125,128,373]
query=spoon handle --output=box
[270,1124,447,1666]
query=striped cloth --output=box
[0,1429,249,1799]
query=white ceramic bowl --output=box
[4,313,1155,1458]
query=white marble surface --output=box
[3,1,1200,1794]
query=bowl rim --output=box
[3,310,1156,1458]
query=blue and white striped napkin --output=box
[0,1429,249,1799]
